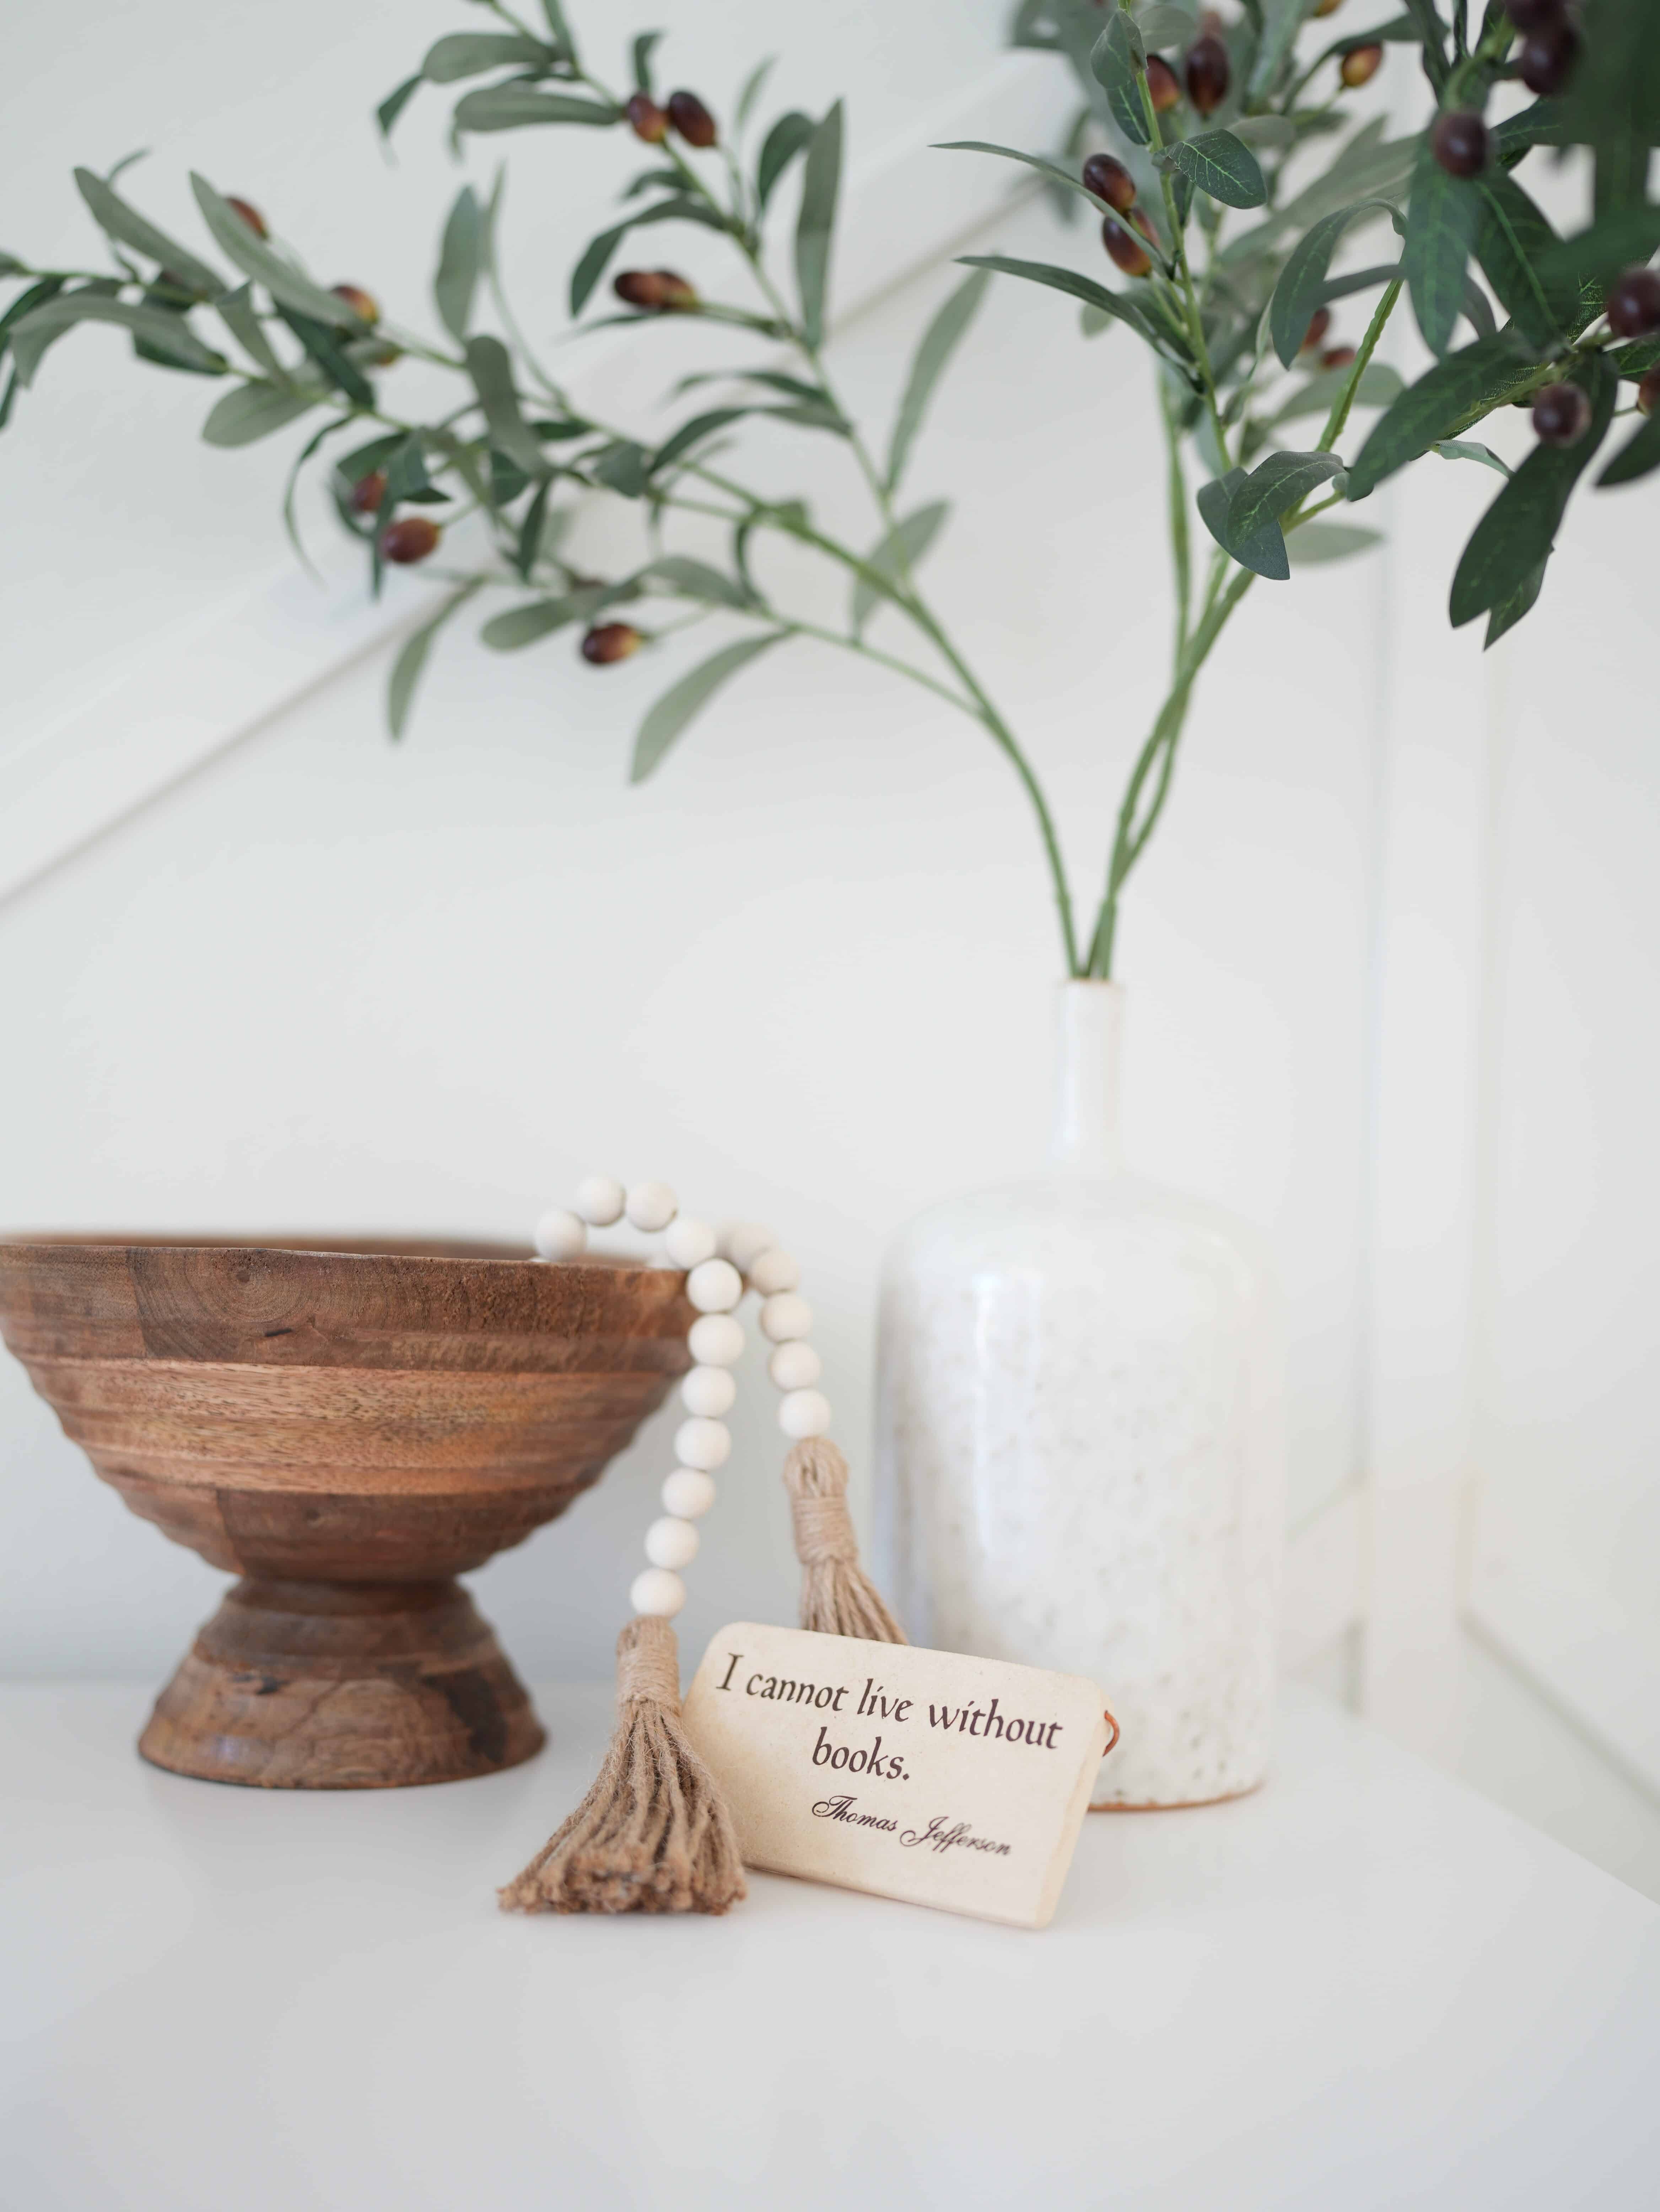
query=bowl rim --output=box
[0,1232,680,1274]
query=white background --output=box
[3,0,1657,1897]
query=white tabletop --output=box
[3,1681,1656,2211]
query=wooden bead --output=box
[768,1340,822,1391]
[686,1258,743,1313]
[674,1416,731,1470]
[687,1314,744,1366]
[625,1181,678,1233]
[719,1221,776,1271]
[681,1365,737,1417]
[778,1388,832,1439]
[759,1292,812,1343]
[532,1208,587,1262]
[630,1567,686,1618]
[664,1215,717,1269]
[573,1175,625,1227]
[747,1247,799,1295]
[662,1467,716,1518]
[645,1515,700,1570]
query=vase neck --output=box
[1049,981,1124,1174]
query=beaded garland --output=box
[533,1176,830,1627]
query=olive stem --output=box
[1317,276,1402,453]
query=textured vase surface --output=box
[876,983,1285,1806]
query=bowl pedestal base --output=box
[137,1576,546,1789]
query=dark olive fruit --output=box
[1103,217,1152,278]
[1340,43,1384,87]
[225,196,268,238]
[330,283,379,326]
[625,91,669,143]
[1185,35,1230,117]
[1503,0,1565,28]
[654,270,699,311]
[1637,367,1660,417]
[1321,344,1358,369]
[614,269,669,308]
[1313,0,1346,16]
[1606,266,1660,340]
[1300,306,1332,354]
[348,470,387,516]
[667,90,717,147]
[1519,19,1578,95]
[1431,111,1489,179]
[1146,54,1182,110]
[1081,152,1136,213]
[581,622,643,665]
[1531,381,1590,446]
[381,515,441,563]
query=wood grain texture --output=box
[0,1235,694,1788]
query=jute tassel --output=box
[784,1438,907,1643]
[498,1614,746,1916]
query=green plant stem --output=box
[1160,377,1192,672]
[1318,276,1402,452]
[1135,68,1231,465]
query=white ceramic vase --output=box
[875,982,1284,1806]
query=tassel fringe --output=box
[784,1438,907,1644]
[498,1614,746,1917]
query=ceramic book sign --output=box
[682,1623,1116,1927]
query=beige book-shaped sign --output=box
[682,1623,1117,1928]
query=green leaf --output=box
[1347,331,1534,499]
[201,380,319,446]
[480,594,591,649]
[1492,99,1568,166]
[214,283,282,376]
[273,303,373,408]
[794,102,843,347]
[376,74,423,142]
[434,186,483,342]
[641,554,756,609]
[1433,437,1510,476]
[1268,361,1403,422]
[1403,136,1480,357]
[538,0,577,58]
[885,267,988,493]
[0,276,66,363]
[190,175,367,330]
[758,112,814,212]
[631,31,662,93]
[0,365,17,431]
[1596,404,1660,489]
[1249,0,1320,101]
[957,254,1179,359]
[513,480,553,579]
[1286,520,1383,564]
[10,292,226,385]
[1228,448,1345,554]
[653,407,748,474]
[1449,353,1616,627]
[851,500,949,632]
[1269,199,1403,366]
[464,334,546,478]
[1474,173,1569,349]
[0,252,27,277]
[454,87,618,131]
[1160,131,1267,210]
[591,439,651,496]
[72,168,223,296]
[1459,271,1497,340]
[631,633,787,783]
[1532,207,1660,297]
[1197,465,1288,576]
[1484,557,1547,650]
[1398,0,1449,90]
[1091,7,1150,149]
[421,31,550,82]
[1138,3,1201,47]
[735,57,775,135]
[388,582,481,739]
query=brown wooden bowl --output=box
[0,1234,692,1789]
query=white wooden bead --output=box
[662,1467,717,1519]
[663,1215,717,1270]
[759,1292,813,1343]
[674,1416,731,1471]
[645,1515,700,1571]
[746,1246,800,1295]
[681,1366,737,1418]
[719,1221,776,1271]
[687,1314,744,1367]
[768,1340,823,1391]
[686,1258,743,1314]
[778,1388,832,1439]
[573,1175,625,1227]
[532,1208,587,1262]
[625,1180,678,1233]
[630,1567,686,1618]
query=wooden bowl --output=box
[0,1235,692,1789]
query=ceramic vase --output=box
[876,982,1284,1806]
